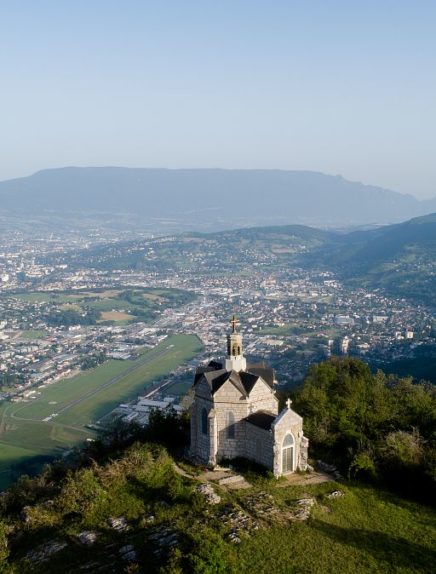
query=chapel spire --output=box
[225,314,247,372]
[230,314,239,333]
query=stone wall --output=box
[299,435,309,471]
[190,378,213,463]
[191,376,308,475]
[212,377,277,462]
[246,379,278,415]
[214,381,250,460]
[244,423,274,469]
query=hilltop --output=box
[0,357,435,573]
[0,443,434,574]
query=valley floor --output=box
[0,334,202,489]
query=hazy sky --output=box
[1,1,435,198]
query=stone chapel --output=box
[190,316,309,476]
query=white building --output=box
[190,317,308,476]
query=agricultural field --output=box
[18,329,47,340]
[99,310,132,322]
[6,286,196,325]
[0,334,202,489]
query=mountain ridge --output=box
[1,167,434,229]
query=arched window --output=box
[282,433,294,473]
[227,411,235,439]
[201,408,208,435]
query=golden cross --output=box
[230,315,239,333]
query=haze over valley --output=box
[1,167,435,232]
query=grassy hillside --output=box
[0,442,434,573]
[0,357,434,572]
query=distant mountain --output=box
[319,213,436,306]
[0,167,434,229]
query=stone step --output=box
[218,474,246,486]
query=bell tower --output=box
[225,315,247,372]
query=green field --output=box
[6,287,196,325]
[0,334,202,489]
[18,329,47,340]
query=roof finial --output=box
[230,314,239,333]
[286,398,292,410]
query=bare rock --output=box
[292,498,316,521]
[148,524,179,555]
[327,490,344,499]
[143,513,155,525]
[78,531,99,545]
[26,540,67,563]
[220,504,259,541]
[119,544,136,561]
[108,516,129,532]
[196,483,221,505]
[242,491,280,521]
[228,532,241,544]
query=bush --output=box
[294,357,436,502]
[185,527,235,574]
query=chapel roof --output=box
[245,410,277,430]
[246,363,275,387]
[197,368,263,397]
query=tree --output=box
[294,356,436,501]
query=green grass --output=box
[0,334,202,489]
[18,329,47,340]
[235,482,435,573]
[0,422,90,490]
[4,444,435,573]
[0,443,46,472]
[9,291,145,319]
[86,298,131,312]
[5,288,195,325]
[164,379,193,396]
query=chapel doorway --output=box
[282,433,295,473]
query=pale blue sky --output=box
[0,0,435,198]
